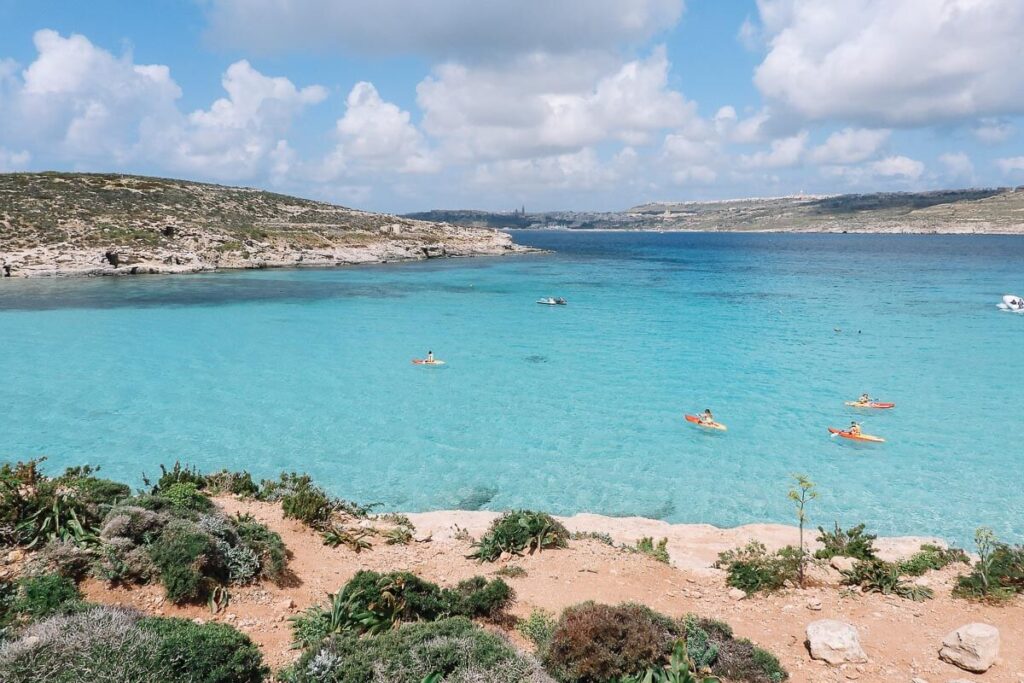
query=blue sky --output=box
[1,0,1023,212]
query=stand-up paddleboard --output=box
[844,401,895,409]
[828,427,884,443]
[412,359,446,366]
[685,414,727,431]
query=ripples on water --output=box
[1,232,1022,543]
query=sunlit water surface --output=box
[2,231,1022,544]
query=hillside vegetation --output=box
[407,187,1024,234]
[0,172,521,277]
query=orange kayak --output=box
[685,414,727,431]
[845,401,895,409]
[828,427,884,443]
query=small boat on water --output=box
[537,297,567,305]
[412,358,446,367]
[997,294,1023,313]
[684,414,727,431]
[828,427,885,443]
[845,400,895,410]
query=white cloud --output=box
[972,118,1014,144]
[753,0,1024,125]
[0,147,31,171]
[471,148,621,191]
[2,30,181,162]
[333,82,438,174]
[870,155,924,180]
[939,152,974,180]
[809,128,890,165]
[204,0,684,58]
[996,156,1024,174]
[168,60,326,179]
[417,47,695,162]
[739,131,808,169]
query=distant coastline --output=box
[406,186,1024,235]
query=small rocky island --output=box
[0,172,526,278]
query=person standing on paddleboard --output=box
[426,350,434,363]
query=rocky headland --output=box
[0,172,528,278]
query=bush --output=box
[841,560,933,601]
[146,461,207,494]
[679,616,787,683]
[234,514,287,581]
[139,615,268,682]
[29,539,96,580]
[0,606,268,683]
[278,477,334,530]
[290,571,513,646]
[148,520,222,603]
[634,537,670,564]
[161,482,213,512]
[470,510,569,562]
[814,523,877,561]
[716,542,800,595]
[898,544,969,577]
[92,538,159,585]
[496,565,528,578]
[286,617,550,683]
[13,573,83,620]
[518,609,557,651]
[544,602,676,682]
[954,528,1024,600]
[99,506,168,544]
[205,470,259,497]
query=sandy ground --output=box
[79,498,1024,683]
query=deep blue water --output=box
[1,231,1022,544]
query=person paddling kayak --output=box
[848,421,862,436]
[699,408,715,425]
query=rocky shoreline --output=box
[0,223,529,278]
[0,172,533,278]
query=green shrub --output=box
[841,560,933,601]
[148,520,222,603]
[614,640,720,683]
[290,571,513,646]
[518,609,557,651]
[146,461,207,494]
[13,573,83,619]
[814,523,877,561]
[139,615,268,682]
[0,606,268,683]
[205,470,259,497]
[470,510,569,562]
[544,602,677,682]
[234,515,287,581]
[279,477,334,530]
[92,538,159,585]
[682,616,787,683]
[161,482,213,512]
[496,565,528,578]
[715,542,800,595]
[635,537,670,564]
[898,544,969,576]
[954,528,1024,600]
[286,617,549,683]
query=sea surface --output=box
[2,231,1022,544]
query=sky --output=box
[1,0,1023,213]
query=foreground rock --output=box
[0,172,531,277]
[938,623,1000,673]
[806,620,868,665]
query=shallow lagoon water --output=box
[1,231,1022,544]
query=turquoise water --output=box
[1,232,1022,544]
